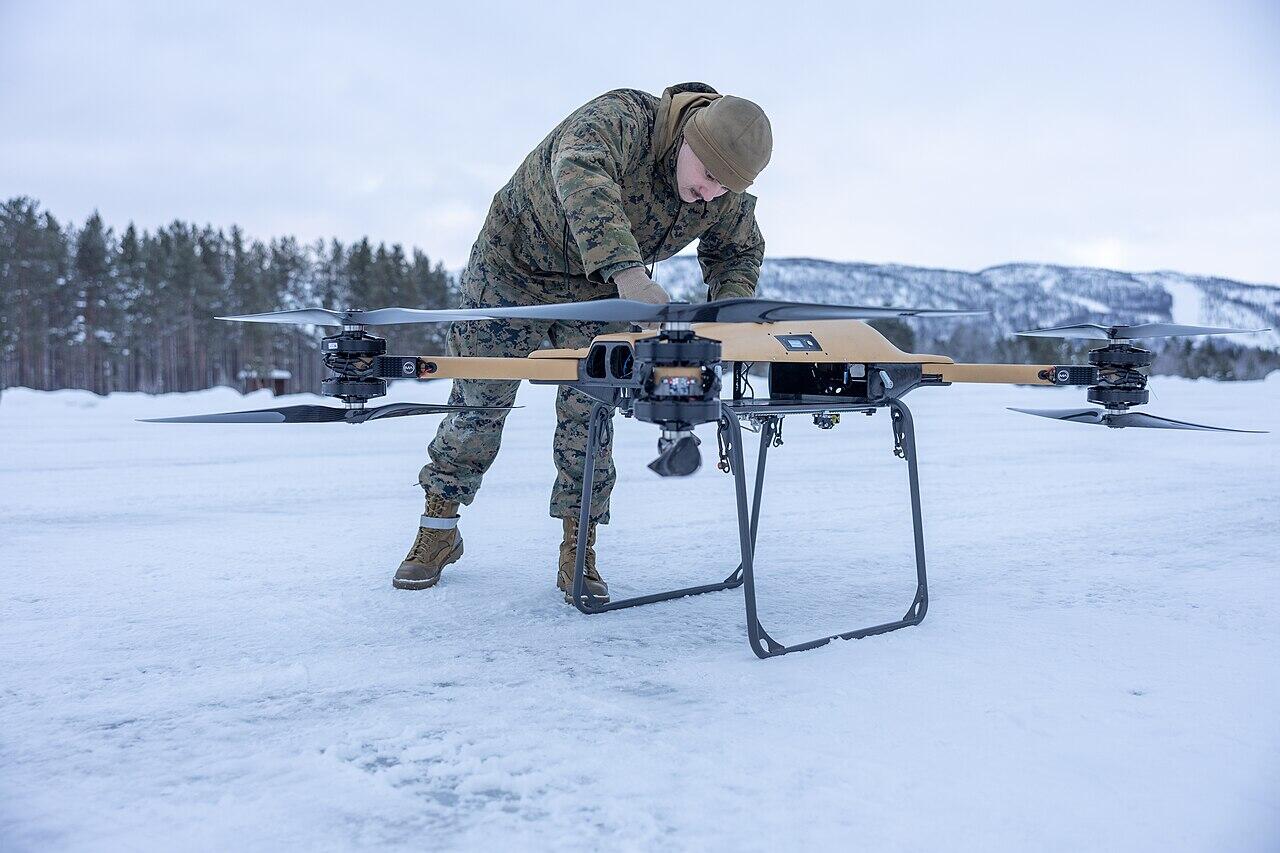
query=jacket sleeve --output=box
[697,193,765,301]
[551,100,646,285]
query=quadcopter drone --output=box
[146,298,1268,659]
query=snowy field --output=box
[2,374,1278,851]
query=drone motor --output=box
[1086,343,1153,411]
[321,326,389,405]
[631,327,722,430]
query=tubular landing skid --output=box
[570,398,929,659]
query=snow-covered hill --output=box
[654,257,1280,352]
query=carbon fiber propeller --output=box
[140,402,512,424]
[216,307,462,326]
[1008,407,1265,433]
[219,298,987,327]
[1016,322,1269,340]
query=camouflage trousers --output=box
[419,246,626,523]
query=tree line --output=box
[0,197,455,396]
[2,196,1275,398]
[881,320,1280,382]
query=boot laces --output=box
[561,523,601,582]
[408,525,450,563]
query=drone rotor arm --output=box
[930,363,1057,385]
[412,355,580,382]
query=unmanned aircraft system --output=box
[144,297,1268,659]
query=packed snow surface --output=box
[2,376,1278,851]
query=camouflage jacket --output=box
[473,82,765,304]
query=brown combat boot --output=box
[392,496,464,590]
[556,517,609,604]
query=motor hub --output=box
[321,328,388,404]
[1086,344,1151,409]
[631,329,722,430]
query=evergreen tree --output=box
[408,249,454,351]
[115,224,151,391]
[346,238,375,309]
[314,238,350,310]
[4,195,1272,395]
[70,212,115,392]
[0,199,69,390]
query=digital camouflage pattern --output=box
[420,248,627,522]
[420,83,766,523]
[477,81,765,301]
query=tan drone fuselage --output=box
[415,319,1054,386]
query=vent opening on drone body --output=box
[585,344,608,380]
[608,344,634,380]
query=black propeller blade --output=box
[220,298,987,328]
[216,307,466,326]
[1008,407,1266,433]
[1016,322,1269,340]
[140,402,513,425]
[674,299,988,324]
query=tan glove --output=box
[613,267,671,304]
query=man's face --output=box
[676,141,729,204]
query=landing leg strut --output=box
[570,400,929,658]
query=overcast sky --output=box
[2,0,1278,283]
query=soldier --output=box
[393,82,773,601]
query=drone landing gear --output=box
[569,404,747,613]
[570,400,929,659]
[729,405,929,658]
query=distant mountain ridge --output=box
[652,256,1280,353]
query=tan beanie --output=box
[684,95,773,193]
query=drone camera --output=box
[648,431,702,477]
[813,412,841,430]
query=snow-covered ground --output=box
[2,375,1278,851]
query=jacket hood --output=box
[653,82,721,158]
